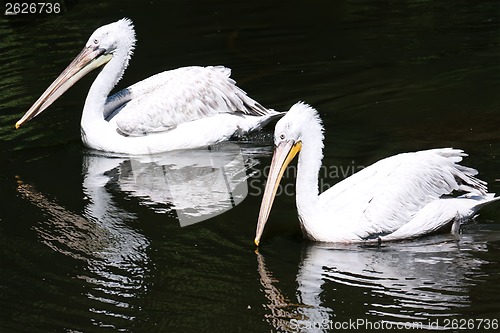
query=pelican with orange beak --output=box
[255,102,499,246]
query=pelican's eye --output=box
[93,38,100,46]
[279,133,285,140]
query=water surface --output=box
[1,1,499,332]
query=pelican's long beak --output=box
[254,139,302,246]
[15,45,112,129]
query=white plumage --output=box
[16,18,281,154]
[254,102,499,245]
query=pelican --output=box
[254,102,500,245]
[15,18,282,154]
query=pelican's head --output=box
[254,102,323,246]
[15,18,136,129]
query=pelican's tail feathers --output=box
[380,193,500,242]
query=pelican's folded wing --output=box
[319,148,488,239]
[106,66,274,136]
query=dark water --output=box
[1,1,500,332]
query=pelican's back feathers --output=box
[105,66,277,136]
[319,148,488,239]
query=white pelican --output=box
[254,102,499,245]
[15,18,282,154]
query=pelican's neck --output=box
[296,118,324,234]
[81,46,131,139]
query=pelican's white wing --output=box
[319,148,487,239]
[104,66,274,136]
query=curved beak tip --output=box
[254,238,260,247]
[15,122,22,129]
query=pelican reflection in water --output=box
[14,143,257,328]
[85,143,253,226]
[256,238,494,332]
[255,102,499,245]
[16,18,282,154]
[16,176,149,330]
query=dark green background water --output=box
[1,1,500,332]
